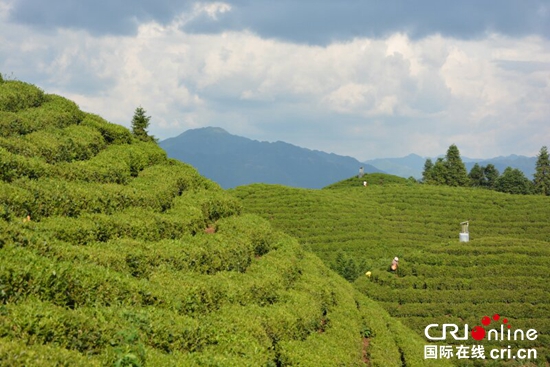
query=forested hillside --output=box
[233,178,550,365]
[0,79,448,366]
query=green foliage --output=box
[422,158,434,183]
[52,142,166,184]
[495,167,533,195]
[469,163,501,190]
[332,250,365,282]
[2,80,418,366]
[131,106,155,143]
[0,94,84,139]
[0,125,106,164]
[444,144,469,186]
[81,113,133,144]
[0,80,45,112]
[424,145,469,187]
[429,157,447,185]
[534,146,550,195]
[235,182,550,365]
[324,173,409,189]
[0,148,49,182]
[483,163,500,189]
[468,163,484,187]
[0,337,102,366]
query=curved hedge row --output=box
[0,81,45,113]
[0,93,84,136]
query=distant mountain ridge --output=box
[365,153,537,179]
[159,127,382,189]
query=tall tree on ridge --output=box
[483,164,499,189]
[430,158,448,185]
[422,158,434,183]
[533,146,550,195]
[468,163,485,187]
[131,106,156,143]
[444,144,469,187]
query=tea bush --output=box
[0,81,45,113]
[81,113,133,144]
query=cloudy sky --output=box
[1,0,549,160]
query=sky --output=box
[1,0,549,160]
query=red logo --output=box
[471,314,510,341]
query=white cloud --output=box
[0,0,14,20]
[197,2,232,20]
[323,83,376,115]
[1,12,549,159]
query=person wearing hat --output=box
[391,257,399,271]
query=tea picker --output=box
[391,257,398,271]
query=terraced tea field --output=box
[233,181,550,365]
[1,79,452,366]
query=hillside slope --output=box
[324,173,411,189]
[233,180,550,365]
[0,79,447,366]
[159,127,383,189]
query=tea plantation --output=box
[233,175,550,366]
[0,79,451,366]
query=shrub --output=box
[0,111,33,136]
[19,125,106,163]
[16,94,84,132]
[0,182,34,218]
[81,114,132,145]
[0,148,49,182]
[0,81,45,112]
[0,338,102,366]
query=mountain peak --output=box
[202,126,229,134]
[185,126,229,135]
[160,128,382,188]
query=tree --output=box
[444,144,469,186]
[430,158,448,185]
[495,167,533,195]
[422,158,434,183]
[469,163,500,189]
[131,106,156,142]
[423,145,468,187]
[533,146,550,196]
[483,164,499,189]
[468,163,485,187]
[332,251,364,282]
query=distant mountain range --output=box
[365,154,537,179]
[159,127,382,189]
[160,127,538,188]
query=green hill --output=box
[324,173,411,189]
[232,181,550,365]
[0,79,447,366]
